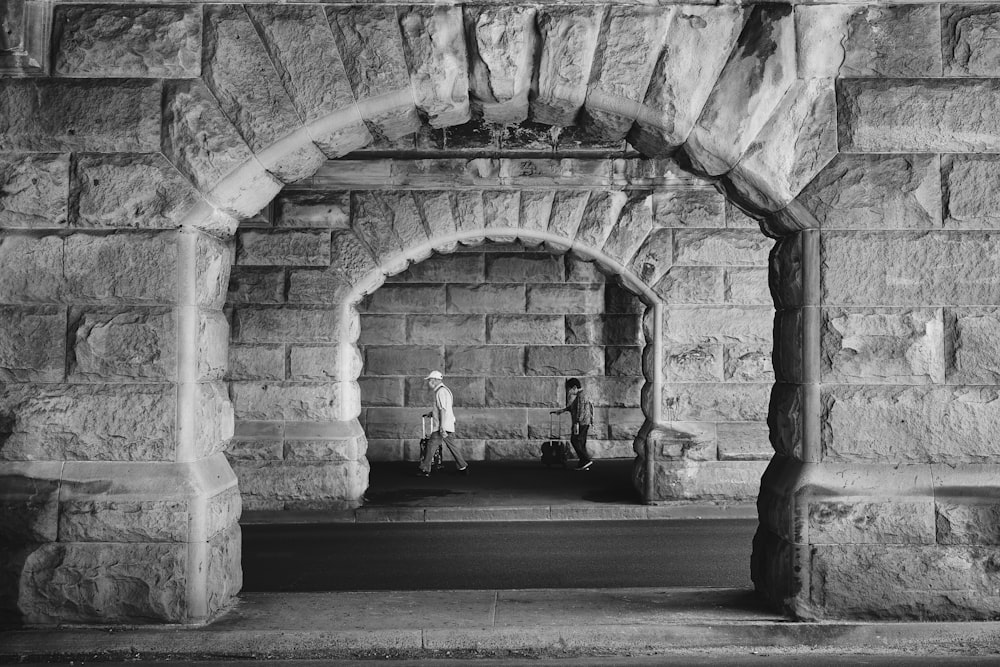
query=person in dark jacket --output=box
[551,378,594,470]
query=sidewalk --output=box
[4,588,1000,661]
[242,460,758,524]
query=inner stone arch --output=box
[345,229,663,495]
[225,162,778,511]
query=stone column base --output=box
[0,454,241,625]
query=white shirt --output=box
[432,384,456,433]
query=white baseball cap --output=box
[424,370,444,380]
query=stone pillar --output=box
[0,223,241,625]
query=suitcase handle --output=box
[549,412,562,439]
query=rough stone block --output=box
[717,422,772,461]
[0,153,68,228]
[284,436,365,463]
[18,542,189,623]
[822,308,945,384]
[821,232,1000,306]
[650,422,717,461]
[465,6,536,123]
[0,306,65,382]
[725,268,771,305]
[797,5,942,79]
[230,382,340,421]
[485,254,564,283]
[532,6,602,126]
[0,383,176,461]
[232,459,366,509]
[727,77,838,211]
[798,154,941,230]
[364,285,445,314]
[683,5,795,175]
[661,383,771,422]
[447,284,526,314]
[234,307,340,344]
[809,499,936,546]
[226,438,283,461]
[565,315,642,346]
[362,407,425,438]
[404,376,485,408]
[526,285,603,314]
[359,315,407,345]
[69,308,175,381]
[937,501,1000,545]
[244,5,366,156]
[653,460,767,501]
[664,305,773,346]
[581,6,670,141]
[59,497,190,544]
[485,377,561,408]
[53,5,201,78]
[724,344,774,383]
[227,268,284,306]
[359,377,404,407]
[454,408,527,439]
[769,234,804,311]
[810,544,1000,619]
[585,377,643,408]
[237,231,331,267]
[653,190,725,228]
[653,267,724,304]
[389,253,484,284]
[605,346,641,378]
[628,229,673,286]
[946,308,1000,385]
[446,346,523,376]
[487,315,563,345]
[408,315,485,345]
[398,6,470,128]
[203,4,322,182]
[274,192,350,229]
[285,270,351,305]
[631,5,745,155]
[525,346,603,377]
[822,385,1000,464]
[943,5,1000,77]
[547,190,590,242]
[943,155,1000,230]
[575,191,627,250]
[838,79,1000,153]
[73,153,203,231]
[366,346,443,377]
[673,230,772,268]
[61,233,177,304]
[289,345,338,380]
[0,80,161,153]
[601,195,653,267]
[665,343,722,382]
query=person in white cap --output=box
[418,370,468,477]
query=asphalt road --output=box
[242,519,757,592]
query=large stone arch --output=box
[4,0,1000,627]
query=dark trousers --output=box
[570,424,591,463]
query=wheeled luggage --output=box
[419,415,444,470]
[541,413,572,467]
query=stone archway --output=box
[6,0,1000,627]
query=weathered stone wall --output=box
[358,244,646,462]
[6,0,1000,625]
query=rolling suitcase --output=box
[541,413,572,468]
[419,415,444,470]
